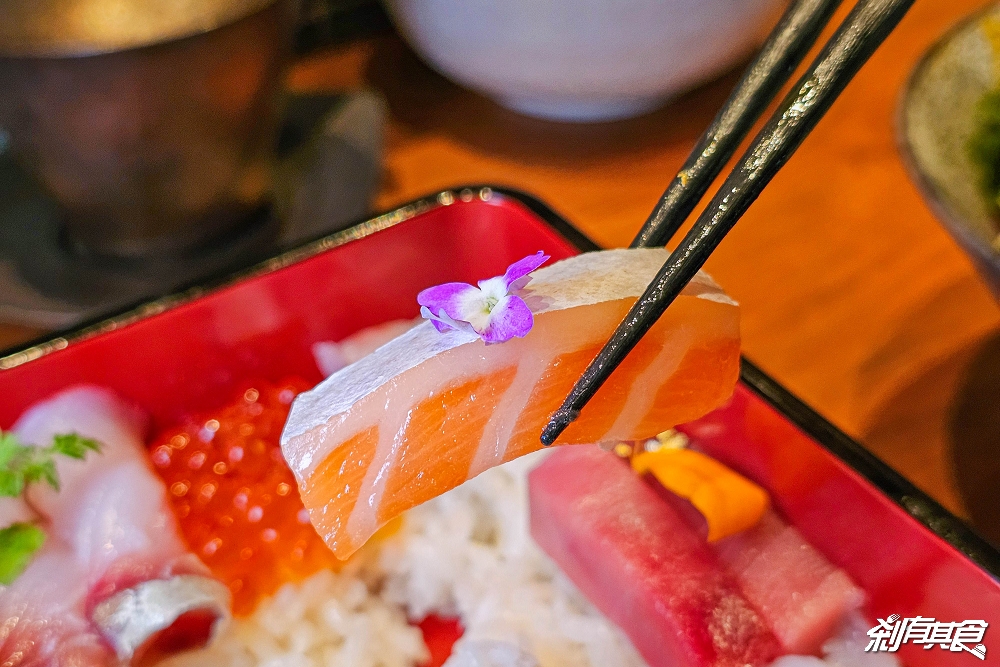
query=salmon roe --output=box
[149,379,338,615]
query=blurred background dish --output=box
[0,0,278,57]
[0,0,386,327]
[0,0,299,259]
[899,2,1000,297]
[383,0,787,122]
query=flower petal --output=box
[418,282,480,319]
[420,305,455,333]
[420,305,476,334]
[418,252,548,345]
[477,294,534,344]
[476,276,509,302]
[502,251,550,291]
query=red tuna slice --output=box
[529,445,781,667]
[713,511,864,655]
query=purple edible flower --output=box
[417,251,550,344]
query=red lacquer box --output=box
[2,188,998,666]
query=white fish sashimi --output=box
[5,386,231,663]
[14,388,204,582]
[15,386,147,523]
[0,496,34,529]
[0,421,113,665]
[0,543,112,666]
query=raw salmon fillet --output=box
[529,445,781,667]
[281,249,740,559]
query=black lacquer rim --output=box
[3,185,999,580]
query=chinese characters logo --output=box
[866,615,988,660]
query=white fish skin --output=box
[6,386,231,663]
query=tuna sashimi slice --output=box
[528,445,781,667]
[714,512,865,655]
[282,248,741,559]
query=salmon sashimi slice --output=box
[281,248,741,559]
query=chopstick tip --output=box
[540,408,579,446]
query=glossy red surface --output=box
[0,198,576,429]
[418,615,463,667]
[1,194,997,666]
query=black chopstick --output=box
[541,0,915,446]
[631,0,844,249]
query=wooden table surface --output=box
[3,0,999,543]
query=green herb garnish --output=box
[0,523,46,585]
[0,431,101,584]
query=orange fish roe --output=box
[149,378,339,615]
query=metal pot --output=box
[0,0,299,258]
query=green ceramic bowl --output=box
[900,3,1000,296]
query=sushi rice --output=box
[162,450,899,667]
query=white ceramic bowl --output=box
[384,0,785,122]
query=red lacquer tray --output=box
[2,188,998,666]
